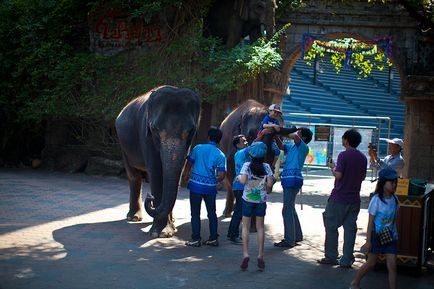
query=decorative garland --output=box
[301,34,393,76]
[302,33,393,61]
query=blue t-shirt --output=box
[377,154,405,172]
[368,194,399,240]
[259,115,281,157]
[259,115,280,130]
[281,139,309,188]
[232,148,251,191]
[187,142,226,195]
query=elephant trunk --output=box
[145,136,187,231]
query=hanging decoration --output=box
[301,33,393,77]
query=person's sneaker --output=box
[185,239,201,247]
[230,237,243,245]
[203,239,219,247]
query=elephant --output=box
[219,99,282,216]
[115,86,201,237]
[204,0,276,49]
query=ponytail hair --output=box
[249,157,266,177]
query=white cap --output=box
[268,104,282,114]
[385,138,404,147]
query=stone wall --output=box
[402,76,434,181]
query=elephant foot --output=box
[222,208,232,218]
[127,216,143,222]
[126,211,143,222]
[149,223,177,238]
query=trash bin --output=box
[390,183,434,273]
[409,179,428,196]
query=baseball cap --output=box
[378,168,399,180]
[384,138,404,147]
[248,142,267,158]
[268,104,282,114]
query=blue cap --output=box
[248,142,267,158]
[379,168,399,180]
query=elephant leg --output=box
[126,169,144,222]
[146,154,174,238]
[160,211,177,238]
[223,177,235,217]
[121,150,144,222]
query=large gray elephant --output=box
[204,0,276,49]
[115,86,201,237]
[219,99,281,216]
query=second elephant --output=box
[219,99,279,216]
[204,0,276,49]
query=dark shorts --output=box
[242,200,266,217]
[371,231,398,255]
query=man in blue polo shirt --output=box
[274,127,313,248]
[227,134,250,244]
[184,127,226,247]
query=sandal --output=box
[257,257,265,271]
[240,257,249,270]
[317,257,339,265]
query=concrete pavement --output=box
[0,168,433,289]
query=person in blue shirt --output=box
[184,127,226,247]
[273,127,313,248]
[350,168,399,289]
[258,104,284,168]
[369,138,405,177]
[227,134,250,244]
[259,104,297,170]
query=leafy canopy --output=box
[0,0,284,126]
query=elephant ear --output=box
[235,0,249,21]
[144,100,152,138]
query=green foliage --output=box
[0,0,284,129]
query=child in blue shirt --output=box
[258,104,297,169]
[350,168,399,289]
[184,127,227,247]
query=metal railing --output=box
[283,112,391,156]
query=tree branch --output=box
[397,0,434,30]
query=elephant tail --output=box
[144,193,157,217]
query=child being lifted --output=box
[258,104,298,168]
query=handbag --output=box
[377,226,393,245]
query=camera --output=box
[368,142,377,151]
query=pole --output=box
[300,187,303,210]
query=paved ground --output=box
[0,168,433,289]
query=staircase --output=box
[282,58,405,155]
